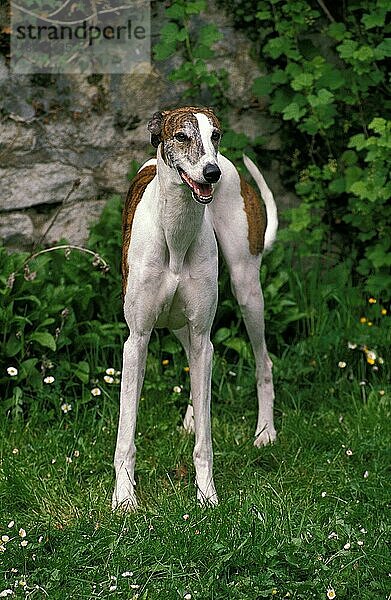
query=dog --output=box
[112,106,278,510]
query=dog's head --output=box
[148,107,222,204]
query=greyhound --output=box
[112,106,278,510]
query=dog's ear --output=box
[148,111,164,148]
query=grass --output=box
[0,278,390,599]
[0,250,391,600]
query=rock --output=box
[0,119,37,157]
[0,56,8,83]
[111,64,164,123]
[95,148,147,195]
[0,163,97,211]
[228,109,281,149]
[0,0,293,251]
[0,213,34,247]
[41,199,108,246]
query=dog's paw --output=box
[254,426,277,448]
[112,488,138,513]
[183,404,195,434]
[196,480,218,507]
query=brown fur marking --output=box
[122,164,157,298]
[161,106,220,139]
[240,175,267,255]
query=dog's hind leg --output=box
[210,202,276,446]
[173,325,195,433]
[228,256,276,447]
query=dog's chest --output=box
[154,272,188,330]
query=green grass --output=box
[1,287,390,599]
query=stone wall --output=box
[0,2,296,250]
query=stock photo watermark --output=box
[11,0,151,74]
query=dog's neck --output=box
[156,145,205,274]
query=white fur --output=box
[112,116,278,511]
[195,112,218,163]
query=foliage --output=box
[218,0,390,296]
[0,197,125,419]
[153,0,227,108]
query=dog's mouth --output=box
[178,168,214,204]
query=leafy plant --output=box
[217,0,390,296]
[0,197,125,419]
[153,0,227,108]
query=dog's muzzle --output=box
[178,163,221,205]
[178,167,219,205]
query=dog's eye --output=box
[174,132,188,142]
[211,131,221,142]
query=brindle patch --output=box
[161,106,220,139]
[148,107,221,167]
[122,164,156,298]
[240,175,267,255]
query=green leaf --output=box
[337,39,358,60]
[353,45,374,62]
[366,241,391,268]
[362,9,387,29]
[29,332,57,351]
[161,337,181,355]
[282,102,306,122]
[252,75,274,96]
[197,24,221,46]
[291,72,314,91]
[376,38,391,59]
[348,133,367,151]
[288,204,312,232]
[265,36,297,59]
[165,3,186,19]
[300,115,320,135]
[213,328,232,344]
[6,334,21,357]
[345,166,363,190]
[75,361,90,384]
[19,359,39,381]
[270,89,294,113]
[193,45,214,59]
[328,22,347,41]
[341,150,358,166]
[308,88,334,107]
[221,130,249,150]
[176,28,188,42]
[271,69,289,84]
[185,0,206,15]
[223,337,251,361]
[256,10,272,20]
[328,177,345,194]
[317,66,345,90]
[154,23,180,60]
[368,117,388,135]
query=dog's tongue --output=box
[193,181,213,196]
[180,171,213,198]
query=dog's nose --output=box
[203,163,221,183]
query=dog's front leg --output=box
[188,330,217,506]
[112,330,150,511]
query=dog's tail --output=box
[243,154,278,252]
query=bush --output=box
[219,0,390,296]
[0,197,125,419]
